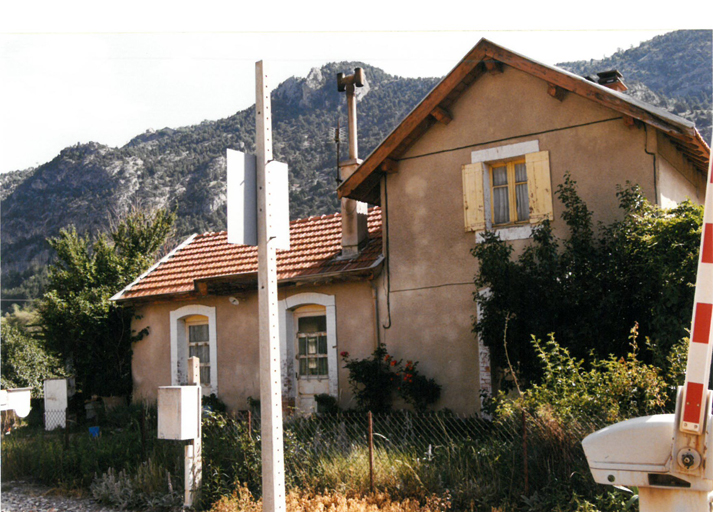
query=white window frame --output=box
[170,304,218,396]
[471,140,540,242]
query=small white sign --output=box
[266,160,291,251]
[226,149,290,250]
[227,149,258,246]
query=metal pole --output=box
[256,60,286,512]
[368,411,374,491]
[522,409,528,496]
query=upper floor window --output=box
[462,143,553,235]
[490,159,529,225]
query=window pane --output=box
[189,324,209,343]
[200,367,210,385]
[298,337,306,356]
[492,187,510,224]
[307,337,318,355]
[298,315,327,333]
[516,183,530,221]
[514,162,527,183]
[299,359,307,375]
[492,166,508,186]
[318,336,327,354]
[318,357,328,375]
[189,344,210,363]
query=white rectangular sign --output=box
[227,149,290,250]
[266,160,291,251]
[227,149,258,246]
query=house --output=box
[113,39,710,415]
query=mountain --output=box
[2,31,711,308]
[0,63,439,306]
[557,29,712,144]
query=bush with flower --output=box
[341,344,441,412]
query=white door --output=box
[294,307,329,413]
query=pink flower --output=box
[340,351,349,358]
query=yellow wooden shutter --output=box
[462,162,486,232]
[525,151,554,223]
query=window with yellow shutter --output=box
[462,142,553,240]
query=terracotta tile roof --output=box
[113,208,382,301]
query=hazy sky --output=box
[1,1,711,174]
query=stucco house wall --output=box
[130,280,377,412]
[372,64,704,413]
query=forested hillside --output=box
[1,30,711,309]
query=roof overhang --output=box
[114,255,384,305]
[338,38,711,205]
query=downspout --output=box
[370,280,381,350]
[644,125,658,205]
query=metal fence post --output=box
[368,411,374,491]
[522,409,529,496]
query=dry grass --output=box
[210,485,451,512]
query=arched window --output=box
[170,305,217,396]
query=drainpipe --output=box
[371,280,381,349]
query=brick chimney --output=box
[337,68,368,257]
[596,70,628,92]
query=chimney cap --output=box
[595,69,627,92]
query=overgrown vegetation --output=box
[4,333,678,511]
[37,208,175,398]
[473,175,701,386]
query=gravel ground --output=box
[1,481,122,512]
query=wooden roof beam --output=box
[430,106,453,125]
[379,158,399,174]
[547,83,567,102]
[485,59,503,74]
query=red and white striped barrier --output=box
[680,159,713,435]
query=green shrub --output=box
[341,345,441,412]
[473,175,702,386]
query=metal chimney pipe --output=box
[337,68,364,161]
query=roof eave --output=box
[338,38,711,203]
[115,255,385,304]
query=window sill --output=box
[476,224,533,243]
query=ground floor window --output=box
[296,312,328,377]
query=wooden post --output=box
[185,356,202,508]
[368,411,374,491]
[256,60,286,512]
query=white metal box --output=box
[157,386,200,440]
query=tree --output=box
[38,208,175,398]
[1,306,66,397]
[473,175,701,386]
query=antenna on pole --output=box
[333,118,341,184]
